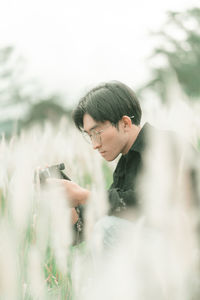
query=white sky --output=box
[0,0,199,107]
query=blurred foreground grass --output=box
[0,118,112,299]
[0,98,199,299]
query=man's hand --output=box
[46,178,90,207]
[71,208,79,224]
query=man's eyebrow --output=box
[83,124,99,133]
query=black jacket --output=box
[108,122,151,215]
[108,122,200,217]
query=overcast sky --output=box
[0,0,199,107]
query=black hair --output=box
[72,81,142,131]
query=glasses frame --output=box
[82,115,135,145]
[82,123,112,145]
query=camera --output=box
[36,163,71,184]
[35,162,84,244]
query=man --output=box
[60,81,154,222]
[57,80,199,227]
[49,81,200,297]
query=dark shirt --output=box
[108,122,200,217]
[108,122,154,216]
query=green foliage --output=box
[0,46,32,106]
[0,46,72,138]
[21,96,71,128]
[141,7,200,102]
[198,139,200,152]
[0,189,6,216]
[102,161,113,189]
[81,172,93,188]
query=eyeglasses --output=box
[82,116,134,145]
[82,123,112,145]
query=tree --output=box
[140,7,200,103]
[0,46,34,107]
[21,96,71,128]
[0,46,71,138]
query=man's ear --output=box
[121,115,132,129]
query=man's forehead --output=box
[83,114,100,132]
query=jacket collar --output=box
[129,122,154,154]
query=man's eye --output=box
[90,130,97,136]
[94,130,100,134]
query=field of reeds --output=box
[0,99,199,300]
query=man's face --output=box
[83,114,128,161]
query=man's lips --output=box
[99,151,106,155]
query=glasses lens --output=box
[82,132,91,144]
[92,131,101,144]
[82,130,101,145]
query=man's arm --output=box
[62,179,90,206]
[46,178,90,207]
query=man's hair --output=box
[72,81,142,130]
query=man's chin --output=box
[102,153,120,162]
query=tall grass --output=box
[0,117,111,299]
[0,99,199,300]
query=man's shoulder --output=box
[130,122,157,154]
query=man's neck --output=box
[122,125,141,155]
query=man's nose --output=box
[92,138,101,150]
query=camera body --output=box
[37,163,71,184]
[36,162,83,244]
